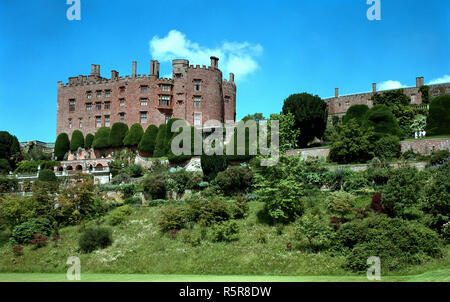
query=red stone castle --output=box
[57,56,236,137]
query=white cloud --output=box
[378,80,405,91]
[149,30,262,81]
[427,74,450,85]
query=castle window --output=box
[105,115,110,127]
[159,95,171,106]
[104,101,111,110]
[175,73,182,79]
[119,98,125,106]
[140,112,147,124]
[119,112,126,122]
[141,85,148,93]
[95,116,102,128]
[194,79,201,91]
[105,90,111,98]
[96,102,102,110]
[69,99,75,112]
[87,92,92,99]
[86,103,92,111]
[224,96,230,104]
[96,90,102,98]
[140,98,148,106]
[119,86,126,93]
[68,118,72,129]
[194,112,202,126]
[194,96,201,107]
[161,84,171,92]
[79,118,83,128]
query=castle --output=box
[325,76,450,119]
[57,56,236,137]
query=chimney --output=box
[132,61,137,78]
[111,70,118,80]
[416,77,420,88]
[150,60,155,76]
[335,88,339,98]
[420,77,424,86]
[229,73,234,83]
[210,56,219,69]
[372,83,376,93]
[91,64,100,76]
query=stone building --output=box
[325,76,450,119]
[57,56,236,137]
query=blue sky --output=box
[0,0,448,142]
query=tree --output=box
[426,95,450,136]
[38,169,57,182]
[138,124,159,154]
[153,124,169,157]
[242,113,265,122]
[123,123,144,147]
[282,93,328,147]
[343,104,369,125]
[54,133,70,160]
[410,115,427,133]
[201,153,228,180]
[0,158,11,175]
[269,112,300,151]
[109,122,129,148]
[0,131,21,168]
[372,89,410,107]
[93,127,111,149]
[419,85,430,104]
[329,119,376,164]
[363,104,402,139]
[374,135,401,160]
[70,130,84,151]
[85,134,94,149]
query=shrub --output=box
[93,127,111,149]
[342,175,369,192]
[138,124,158,154]
[326,191,356,221]
[78,227,113,253]
[442,222,450,243]
[295,213,333,252]
[428,149,450,167]
[168,169,191,195]
[11,218,52,244]
[30,233,48,249]
[123,123,144,147]
[0,177,19,193]
[426,94,450,136]
[128,164,143,177]
[54,133,70,160]
[187,197,231,226]
[212,220,240,242]
[343,104,369,125]
[109,122,129,148]
[374,135,401,160]
[12,245,23,256]
[215,166,253,195]
[363,104,402,139]
[0,158,11,175]
[111,173,131,185]
[38,169,57,182]
[108,205,132,226]
[153,124,169,157]
[158,205,186,232]
[201,153,228,180]
[227,197,250,219]
[325,168,354,191]
[145,199,166,207]
[142,175,167,200]
[120,184,136,199]
[14,160,60,174]
[84,133,94,149]
[367,192,385,214]
[69,130,84,152]
[124,197,141,205]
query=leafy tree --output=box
[0,159,11,175]
[410,114,427,133]
[54,133,70,160]
[109,122,129,148]
[426,95,450,136]
[329,119,376,164]
[242,113,265,122]
[0,131,20,160]
[153,124,169,157]
[70,130,84,151]
[282,93,328,147]
[85,133,94,149]
[295,213,333,252]
[363,104,402,139]
[93,127,111,149]
[269,112,300,151]
[343,104,369,125]
[419,85,430,104]
[372,89,410,107]
[374,135,401,160]
[138,124,159,154]
[123,123,144,147]
[38,169,57,182]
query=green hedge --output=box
[54,133,70,160]
[93,127,111,149]
[70,130,84,151]
[343,104,369,125]
[138,124,158,154]
[363,104,402,139]
[85,133,94,149]
[123,123,144,147]
[426,95,450,136]
[14,160,60,174]
[38,169,57,182]
[109,122,129,148]
[153,124,169,157]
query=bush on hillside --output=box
[38,169,57,182]
[0,158,11,175]
[108,205,132,226]
[212,220,240,242]
[0,177,19,193]
[158,205,186,232]
[109,122,129,148]
[78,227,113,253]
[374,135,401,160]
[142,174,167,200]
[128,164,143,177]
[215,166,253,195]
[201,153,228,180]
[11,218,53,244]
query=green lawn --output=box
[0,269,449,282]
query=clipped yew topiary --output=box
[138,124,159,154]
[109,122,129,148]
[426,95,450,136]
[153,124,169,157]
[54,133,70,160]
[343,104,369,125]
[93,127,111,149]
[123,123,144,147]
[38,169,57,182]
[70,130,85,151]
[363,104,402,139]
[85,133,94,149]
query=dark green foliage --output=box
[111,173,131,185]
[69,130,84,151]
[38,169,57,182]
[372,89,410,107]
[212,220,239,242]
[142,174,167,200]
[108,205,132,226]
[382,167,425,219]
[374,135,401,160]
[329,119,376,164]
[167,125,201,163]
[426,95,450,136]
[336,216,442,271]
[343,104,369,125]
[153,124,169,157]
[78,227,113,253]
[0,158,11,175]
[14,160,60,174]
[128,164,143,177]
[363,104,402,139]
[93,127,111,149]
[295,213,333,252]
[11,218,52,244]
[0,131,20,169]
[138,124,158,154]
[0,177,18,193]
[54,133,70,160]
[158,205,186,232]
[226,121,259,161]
[282,93,328,147]
[186,197,231,226]
[201,154,228,180]
[428,150,450,167]
[120,184,136,199]
[419,85,430,104]
[215,166,254,195]
[109,122,129,148]
[85,134,94,149]
[123,123,144,147]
